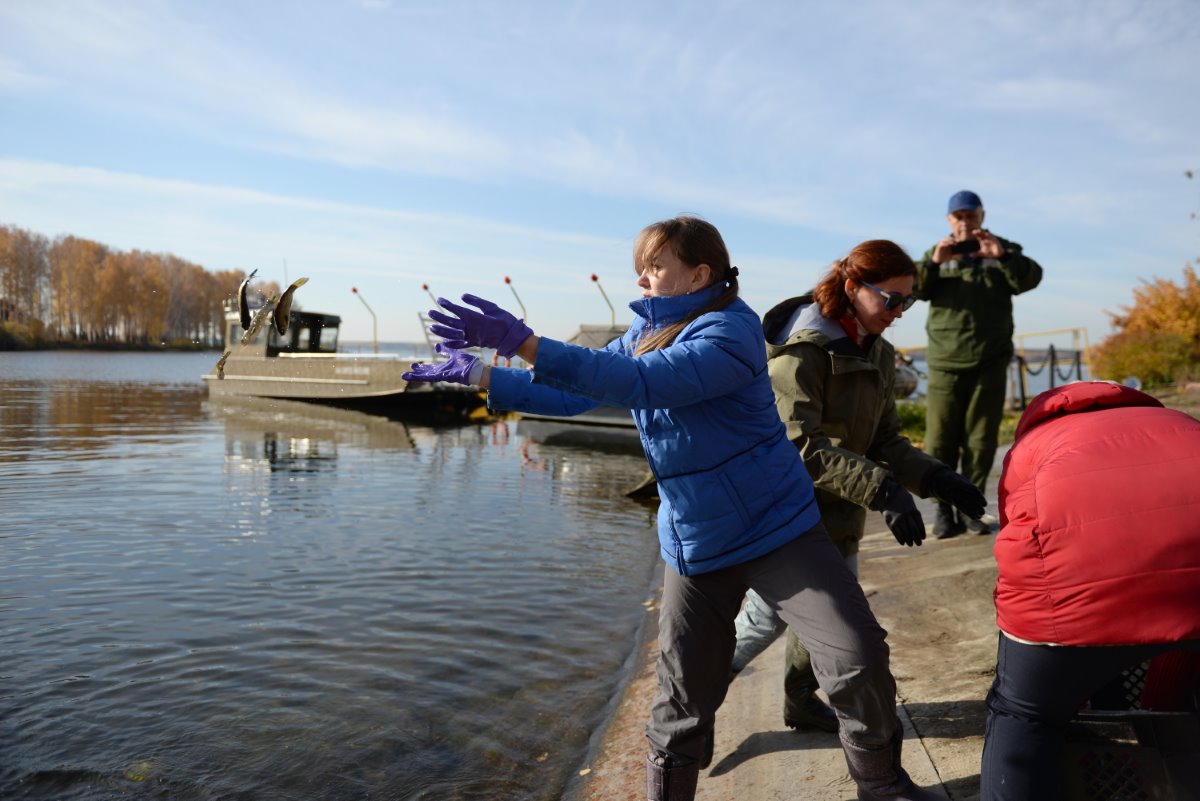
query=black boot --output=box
[932,502,964,540]
[962,514,992,535]
[699,728,714,770]
[783,631,840,733]
[646,752,700,801]
[784,694,840,732]
[841,729,944,801]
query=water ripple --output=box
[1,354,658,801]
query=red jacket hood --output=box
[995,380,1200,646]
[1012,381,1163,442]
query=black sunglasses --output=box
[861,281,916,312]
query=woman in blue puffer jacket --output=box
[404,215,939,801]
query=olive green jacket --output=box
[913,235,1042,371]
[763,296,945,554]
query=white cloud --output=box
[2,0,1199,343]
[7,157,628,243]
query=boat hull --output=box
[203,353,485,421]
[204,353,412,400]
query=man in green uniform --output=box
[914,190,1042,538]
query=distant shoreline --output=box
[0,342,220,353]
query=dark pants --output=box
[647,525,899,763]
[980,633,1200,801]
[925,358,1008,491]
[782,534,858,719]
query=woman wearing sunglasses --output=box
[729,239,985,733]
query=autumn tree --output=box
[91,251,131,341]
[1093,171,1200,387]
[49,235,108,340]
[130,251,170,344]
[0,224,50,327]
[161,255,211,345]
[1092,263,1200,387]
[5,220,297,349]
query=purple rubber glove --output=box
[427,293,533,358]
[402,343,485,385]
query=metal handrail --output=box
[1009,345,1086,409]
[896,327,1093,410]
[1014,327,1093,376]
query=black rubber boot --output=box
[783,629,840,733]
[784,695,840,732]
[932,502,964,540]
[646,752,700,801]
[962,514,992,535]
[699,728,714,770]
[841,729,945,800]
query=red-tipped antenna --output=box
[504,276,528,321]
[421,283,438,305]
[351,287,379,354]
[592,273,615,326]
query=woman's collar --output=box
[627,283,725,322]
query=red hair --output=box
[812,240,915,319]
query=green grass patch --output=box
[897,399,1019,449]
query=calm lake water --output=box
[0,351,660,801]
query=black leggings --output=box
[980,633,1200,801]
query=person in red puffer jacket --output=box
[981,381,1200,800]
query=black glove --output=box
[869,476,925,547]
[924,467,986,520]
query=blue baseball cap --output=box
[948,190,983,213]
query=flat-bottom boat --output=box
[203,302,485,421]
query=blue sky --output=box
[1,0,1197,350]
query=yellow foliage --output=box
[3,220,275,347]
[1093,263,1200,386]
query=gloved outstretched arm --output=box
[427,294,534,358]
[869,475,925,547]
[923,466,986,520]
[402,343,486,386]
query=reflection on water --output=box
[0,382,208,461]
[0,352,659,801]
[211,395,416,470]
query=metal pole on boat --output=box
[351,287,379,354]
[504,276,527,321]
[591,274,615,326]
[422,283,438,305]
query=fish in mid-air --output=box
[273,277,309,335]
[216,273,309,379]
[237,268,259,330]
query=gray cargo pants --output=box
[646,523,900,763]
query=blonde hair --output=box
[632,215,740,355]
